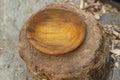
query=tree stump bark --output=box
[18,3,110,80]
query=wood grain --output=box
[26,9,86,55]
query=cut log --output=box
[18,3,110,80]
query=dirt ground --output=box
[0,0,120,80]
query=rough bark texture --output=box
[18,3,110,80]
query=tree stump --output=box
[18,3,110,80]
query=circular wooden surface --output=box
[26,9,86,55]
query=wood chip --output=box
[113,30,120,38]
[111,54,117,61]
[111,49,120,57]
[80,0,85,9]
[115,62,119,68]
[94,14,100,20]
[102,6,106,13]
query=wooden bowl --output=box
[26,8,86,55]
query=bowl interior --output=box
[26,9,86,55]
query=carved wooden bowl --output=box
[26,9,86,55]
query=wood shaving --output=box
[80,0,84,9]
[77,0,120,79]
[111,49,120,57]
[115,62,119,68]
[94,13,100,20]
[113,30,120,39]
